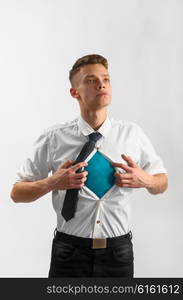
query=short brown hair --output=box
[69,54,108,87]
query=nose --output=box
[96,79,105,90]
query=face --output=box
[70,64,112,111]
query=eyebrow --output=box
[84,74,110,79]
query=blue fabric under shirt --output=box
[84,151,115,198]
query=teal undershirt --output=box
[84,151,115,198]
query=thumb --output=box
[59,160,74,170]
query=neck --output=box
[80,109,107,131]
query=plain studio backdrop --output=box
[0,0,182,277]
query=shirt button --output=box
[96,220,100,224]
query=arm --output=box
[10,160,88,203]
[146,173,168,195]
[10,179,51,203]
[112,154,168,195]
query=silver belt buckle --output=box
[92,238,107,249]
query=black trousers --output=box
[48,231,134,278]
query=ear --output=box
[70,88,80,99]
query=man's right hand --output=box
[10,160,88,203]
[45,160,88,191]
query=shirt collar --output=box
[78,115,111,137]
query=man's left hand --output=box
[111,154,153,189]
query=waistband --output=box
[54,230,132,249]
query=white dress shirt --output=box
[15,115,167,238]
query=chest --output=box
[50,129,141,172]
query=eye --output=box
[86,79,95,84]
[104,78,110,82]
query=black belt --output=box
[54,230,132,249]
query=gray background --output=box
[0,0,182,277]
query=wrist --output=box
[145,174,155,191]
[42,176,55,192]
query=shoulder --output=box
[110,118,153,147]
[33,117,79,147]
[110,117,141,133]
[41,117,79,137]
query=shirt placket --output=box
[92,200,104,238]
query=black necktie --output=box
[61,132,102,221]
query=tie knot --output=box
[88,132,102,142]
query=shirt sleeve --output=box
[14,131,52,183]
[137,125,167,175]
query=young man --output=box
[10,54,168,277]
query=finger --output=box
[120,179,131,184]
[111,162,131,172]
[76,177,87,183]
[114,172,132,178]
[121,154,136,168]
[71,162,88,172]
[69,183,85,189]
[74,183,85,189]
[74,171,88,179]
[115,176,122,183]
[114,173,123,179]
[115,177,131,184]
[115,180,130,188]
[59,160,74,169]
[115,177,131,186]
[118,173,133,180]
[114,173,127,181]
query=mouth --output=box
[97,92,108,96]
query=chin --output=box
[96,103,111,110]
[98,96,111,103]
[102,98,111,106]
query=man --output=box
[10,54,168,277]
